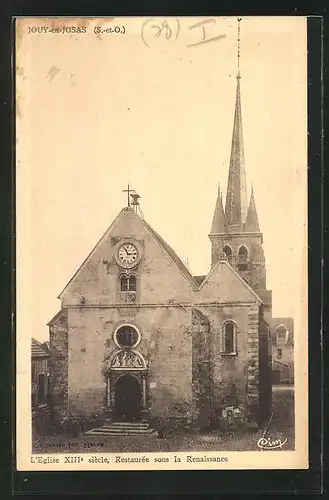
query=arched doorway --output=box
[114,374,141,421]
[37,373,45,403]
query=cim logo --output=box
[257,436,288,450]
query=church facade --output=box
[48,74,272,431]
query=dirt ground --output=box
[33,384,294,454]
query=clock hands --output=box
[118,244,138,264]
[124,246,137,257]
[120,248,128,259]
[120,250,136,260]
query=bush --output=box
[53,411,106,437]
[59,416,82,437]
[151,402,199,435]
[32,408,53,437]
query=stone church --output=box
[48,73,273,431]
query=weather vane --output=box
[237,17,242,74]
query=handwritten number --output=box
[141,17,225,49]
[151,21,172,39]
[187,19,226,48]
[141,18,180,48]
[190,19,216,41]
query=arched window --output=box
[237,246,248,271]
[120,275,128,291]
[129,275,136,291]
[223,245,232,264]
[276,324,288,344]
[222,321,236,354]
[115,325,140,348]
[120,274,137,292]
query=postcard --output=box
[16,16,308,471]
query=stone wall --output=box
[66,305,193,419]
[60,208,193,308]
[55,207,195,421]
[192,309,212,429]
[194,304,252,425]
[258,312,272,423]
[49,310,68,418]
[31,357,49,406]
[196,260,261,305]
[246,304,260,424]
[210,233,266,288]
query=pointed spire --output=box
[210,184,226,234]
[237,17,242,71]
[224,20,248,228]
[244,185,260,232]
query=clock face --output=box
[117,243,139,265]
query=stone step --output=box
[100,427,151,433]
[86,432,158,438]
[86,428,156,435]
[84,420,158,437]
[109,420,149,425]
[85,426,158,437]
[105,422,149,429]
[101,427,150,433]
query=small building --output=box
[31,338,50,407]
[271,318,294,385]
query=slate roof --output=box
[193,275,207,286]
[273,359,290,368]
[47,308,68,327]
[244,187,260,233]
[224,74,248,226]
[32,338,50,358]
[141,219,196,285]
[210,186,226,234]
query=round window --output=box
[114,325,140,348]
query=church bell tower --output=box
[209,25,267,293]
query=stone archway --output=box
[103,349,149,422]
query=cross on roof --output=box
[122,184,132,207]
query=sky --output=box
[16,16,307,341]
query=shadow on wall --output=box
[32,401,108,439]
[271,385,295,432]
